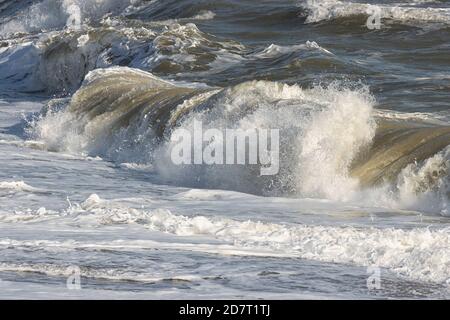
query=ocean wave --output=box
[28,67,450,213]
[145,22,245,74]
[0,22,157,93]
[0,12,338,93]
[0,0,145,38]
[299,0,450,26]
[29,67,375,199]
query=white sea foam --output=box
[0,181,43,193]
[189,10,216,21]
[8,193,445,284]
[346,147,449,216]
[254,41,333,59]
[300,0,450,25]
[0,207,58,223]
[93,195,450,283]
[396,145,450,215]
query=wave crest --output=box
[29,67,449,213]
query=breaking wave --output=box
[299,0,450,26]
[29,67,450,214]
[0,0,144,37]
[0,17,334,94]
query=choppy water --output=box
[0,0,449,299]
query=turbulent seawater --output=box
[0,0,449,299]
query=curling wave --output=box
[29,67,450,213]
